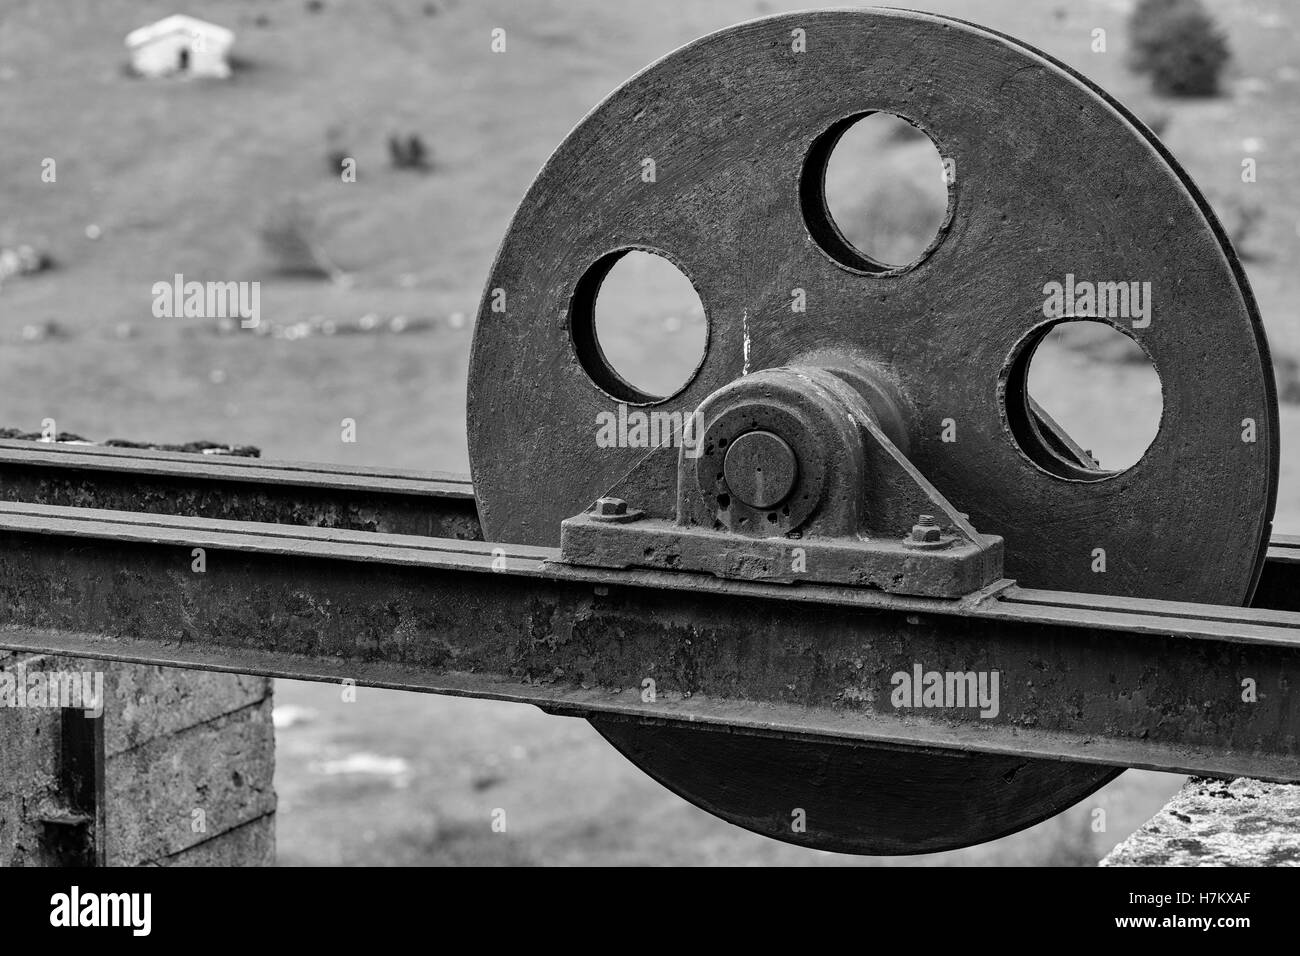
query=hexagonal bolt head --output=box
[909,514,942,543]
[593,497,628,517]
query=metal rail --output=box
[1,441,1299,782]
[1,438,1294,602]
[0,439,481,540]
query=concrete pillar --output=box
[1102,777,1300,866]
[1,652,275,866]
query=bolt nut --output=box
[587,497,644,523]
[904,513,950,550]
[910,514,942,542]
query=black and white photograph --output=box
[0,0,1293,930]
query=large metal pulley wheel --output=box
[467,9,1278,853]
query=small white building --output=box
[125,15,234,79]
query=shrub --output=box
[388,132,432,171]
[1275,355,1300,405]
[258,198,336,278]
[1142,109,1172,139]
[326,148,350,175]
[1127,0,1230,97]
[835,177,946,269]
[324,125,350,176]
[1218,195,1264,261]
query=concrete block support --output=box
[1102,777,1300,866]
[1,653,275,866]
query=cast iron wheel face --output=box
[467,9,1278,854]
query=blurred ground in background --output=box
[2,0,1296,864]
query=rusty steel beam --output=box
[0,500,1298,782]
[5,440,1299,604]
[0,439,481,540]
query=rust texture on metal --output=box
[468,10,1275,578]
[723,430,797,509]
[0,9,1286,857]
[2,503,1299,852]
[558,363,1004,597]
[467,8,1278,851]
[560,513,1003,594]
[0,440,481,540]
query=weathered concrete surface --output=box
[103,665,268,758]
[0,654,65,865]
[1,652,275,866]
[1102,777,1300,866]
[141,811,275,867]
[105,697,275,864]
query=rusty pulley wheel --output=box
[467,9,1278,853]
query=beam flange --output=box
[0,439,480,540]
[1,500,1298,782]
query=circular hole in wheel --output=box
[569,249,707,403]
[1005,319,1163,479]
[802,111,951,272]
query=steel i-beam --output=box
[0,447,1298,784]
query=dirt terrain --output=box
[2,0,1296,864]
